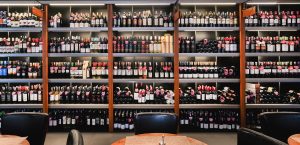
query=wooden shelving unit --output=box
[0,1,299,132]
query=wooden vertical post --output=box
[173,5,180,116]
[107,4,114,132]
[42,4,49,113]
[239,3,246,127]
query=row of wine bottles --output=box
[0,11,42,28]
[179,36,238,53]
[0,60,42,78]
[49,85,108,104]
[114,84,174,104]
[246,36,300,52]
[179,11,238,27]
[245,11,300,27]
[49,61,107,79]
[180,86,237,104]
[246,86,300,104]
[180,109,240,131]
[49,36,108,53]
[113,10,173,27]
[48,109,109,131]
[245,61,300,78]
[0,36,43,53]
[113,109,173,131]
[179,61,237,78]
[50,12,107,28]
[113,35,173,53]
[113,61,173,79]
[0,84,42,104]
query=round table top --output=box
[111,133,207,145]
[288,134,300,145]
[0,135,30,145]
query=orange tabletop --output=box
[0,135,30,145]
[288,134,300,145]
[111,133,207,145]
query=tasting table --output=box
[0,135,30,145]
[111,133,207,145]
[288,134,300,145]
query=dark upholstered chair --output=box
[259,112,300,143]
[66,129,84,145]
[134,112,178,135]
[1,112,48,145]
[237,128,288,145]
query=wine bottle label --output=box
[87,119,91,125]
[288,18,292,24]
[129,124,134,130]
[290,45,294,52]
[282,19,286,25]
[92,119,96,126]
[227,124,232,130]
[276,44,281,52]
[72,119,76,125]
[254,68,259,74]
[146,94,150,100]
[245,69,250,75]
[214,124,219,129]
[209,73,214,78]
[150,94,154,100]
[114,123,118,128]
[204,74,209,78]
[209,123,213,129]
[17,93,22,102]
[213,94,217,100]
[184,119,189,125]
[297,18,300,24]
[204,123,208,129]
[282,44,288,51]
[49,119,53,126]
[196,94,201,100]
[134,93,139,100]
[125,123,129,129]
[188,73,192,78]
[192,73,198,78]
[53,120,57,126]
[121,124,125,130]
[201,94,205,101]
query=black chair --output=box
[1,112,48,145]
[237,128,288,145]
[134,112,178,135]
[66,129,84,145]
[259,112,300,143]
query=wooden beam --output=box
[173,5,180,117]
[32,7,43,18]
[42,4,49,113]
[239,3,246,128]
[242,6,256,17]
[107,4,114,132]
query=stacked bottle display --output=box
[246,85,300,104]
[0,36,43,53]
[179,61,237,79]
[245,10,300,27]
[246,36,300,52]
[49,36,108,53]
[113,35,173,53]
[48,109,109,131]
[180,85,237,104]
[179,36,238,53]
[0,84,42,104]
[0,60,42,78]
[245,61,300,78]
[113,61,173,79]
[180,109,240,131]
[113,10,173,27]
[49,84,108,104]
[179,11,238,27]
[49,60,108,79]
[114,83,174,104]
[113,109,174,131]
[49,12,107,28]
[0,11,42,28]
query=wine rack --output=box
[0,1,299,133]
[244,2,300,129]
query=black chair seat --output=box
[237,128,287,145]
[66,129,84,145]
[134,112,178,135]
[1,112,48,145]
[259,112,300,143]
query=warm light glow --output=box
[180,3,236,5]
[50,3,105,6]
[0,3,41,6]
[247,2,277,5]
[115,3,171,6]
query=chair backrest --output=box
[134,112,178,135]
[1,112,48,145]
[237,128,288,145]
[259,112,300,143]
[66,129,84,145]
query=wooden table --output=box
[288,134,300,145]
[0,135,30,145]
[111,133,207,145]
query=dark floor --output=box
[45,132,237,145]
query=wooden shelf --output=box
[180,104,240,109]
[49,104,108,109]
[48,27,108,32]
[179,27,239,31]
